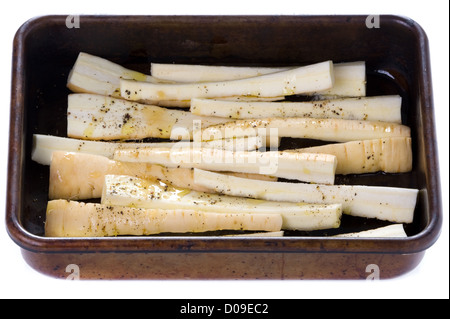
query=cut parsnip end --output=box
[311,61,366,97]
[67,52,156,97]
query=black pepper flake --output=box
[123,113,132,124]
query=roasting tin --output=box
[6,15,442,279]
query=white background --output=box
[0,0,448,299]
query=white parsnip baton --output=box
[67,52,159,97]
[120,61,335,103]
[150,63,287,82]
[48,151,277,200]
[151,61,366,97]
[224,231,285,237]
[193,169,417,224]
[48,151,211,199]
[66,52,285,107]
[293,137,413,174]
[67,93,230,140]
[101,175,343,231]
[333,224,407,238]
[190,95,402,123]
[113,147,337,184]
[200,117,411,143]
[32,134,265,166]
[45,199,283,237]
[152,95,285,108]
[32,134,178,166]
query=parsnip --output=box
[333,224,407,238]
[113,147,337,184]
[48,151,277,200]
[193,169,417,223]
[120,61,334,103]
[200,117,411,143]
[48,151,211,199]
[67,53,286,107]
[151,61,366,97]
[146,95,285,108]
[32,134,265,166]
[190,95,401,123]
[150,63,287,82]
[224,231,285,237]
[32,134,177,166]
[67,52,158,97]
[45,199,283,237]
[293,137,413,174]
[67,93,230,140]
[101,175,343,231]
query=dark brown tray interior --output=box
[8,15,442,254]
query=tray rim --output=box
[5,14,443,256]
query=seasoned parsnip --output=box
[201,118,411,143]
[102,175,343,231]
[193,169,417,224]
[32,134,265,166]
[113,147,338,184]
[48,151,277,200]
[293,137,413,174]
[45,199,283,237]
[67,52,157,97]
[151,61,366,97]
[66,52,286,106]
[121,61,334,103]
[67,93,230,140]
[190,95,401,123]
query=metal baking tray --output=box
[6,15,442,279]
